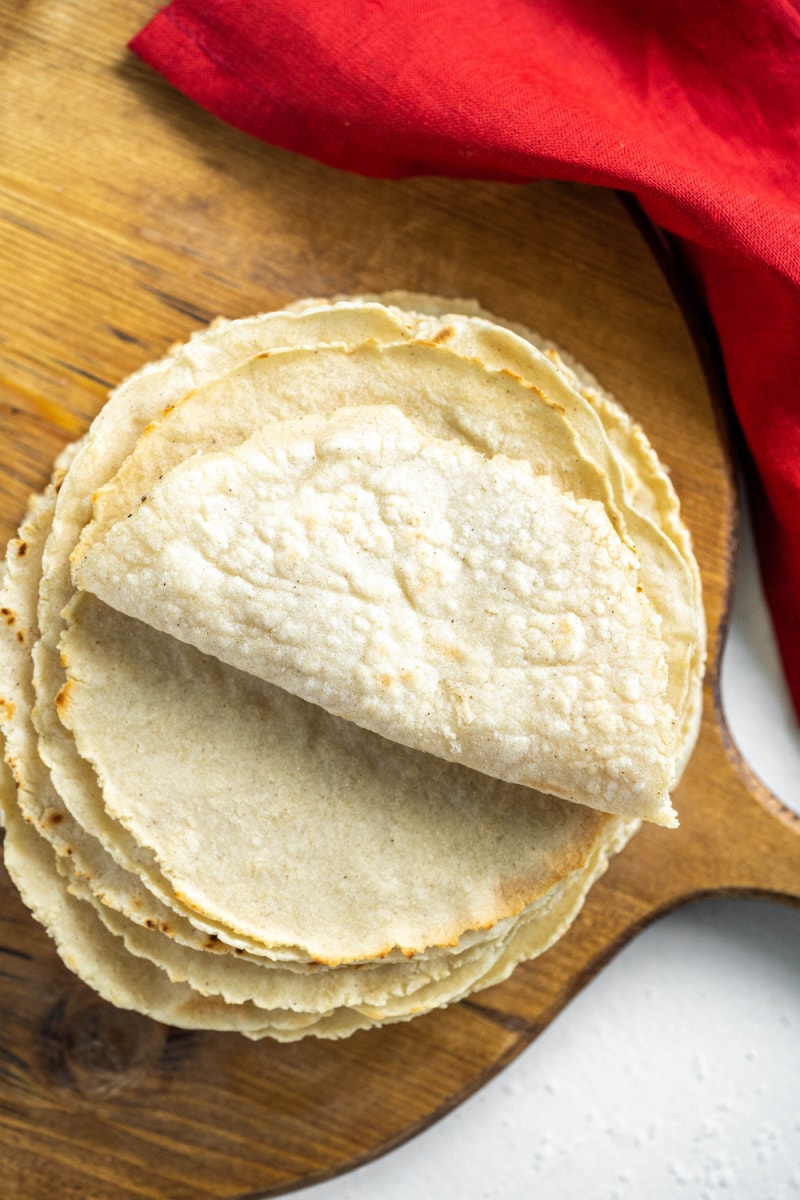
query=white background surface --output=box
[295,487,800,1200]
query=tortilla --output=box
[0,762,634,1037]
[57,589,619,964]
[74,403,675,820]
[0,294,703,1038]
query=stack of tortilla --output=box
[0,295,705,1040]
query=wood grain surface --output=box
[1,3,799,1197]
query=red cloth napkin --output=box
[131,0,800,715]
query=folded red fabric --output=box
[131,0,800,714]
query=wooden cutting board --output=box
[1,4,799,1197]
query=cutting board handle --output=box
[696,685,800,903]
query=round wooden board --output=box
[1,4,799,1197]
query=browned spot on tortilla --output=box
[173,889,203,914]
[525,377,566,414]
[379,673,393,689]
[255,350,271,360]
[15,631,24,644]
[16,541,27,557]
[162,403,175,418]
[54,680,74,713]
[60,650,68,668]
[496,871,548,921]
[145,919,157,930]
[431,325,455,344]
[0,698,15,721]
[160,923,172,936]
[43,809,64,828]
[1,608,14,626]
[434,643,466,662]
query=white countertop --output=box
[295,485,800,1200]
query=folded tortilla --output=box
[74,402,676,821]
